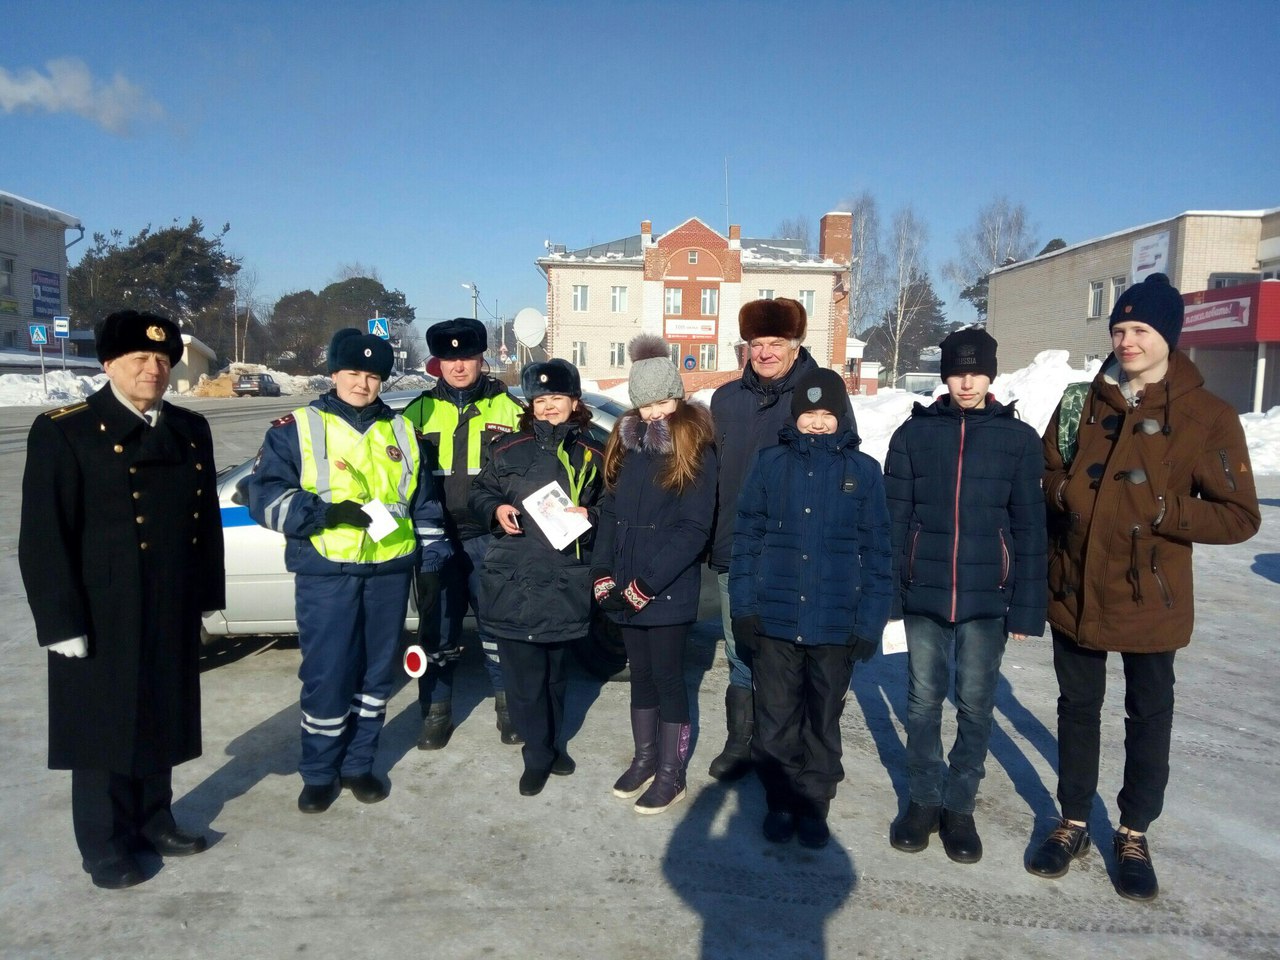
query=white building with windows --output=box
[535,215,854,382]
[0,191,83,351]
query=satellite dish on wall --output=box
[513,308,547,348]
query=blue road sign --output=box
[53,316,70,338]
[367,318,390,339]
[683,355,696,370]
[29,324,48,345]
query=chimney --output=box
[820,212,852,265]
[641,220,653,248]
[728,224,741,250]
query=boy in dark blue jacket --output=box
[729,367,893,848]
[884,327,1046,864]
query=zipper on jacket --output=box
[906,523,922,583]
[1127,525,1144,602]
[1218,450,1238,492]
[950,418,966,621]
[1150,546,1174,608]
[998,528,1010,589]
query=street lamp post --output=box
[462,282,479,321]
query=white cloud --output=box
[0,57,163,134]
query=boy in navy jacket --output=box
[730,367,893,848]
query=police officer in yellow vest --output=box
[403,318,525,748]
[246,329,451,813]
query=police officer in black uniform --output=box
[20,310,225,890]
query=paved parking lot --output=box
[1,400,1277,960]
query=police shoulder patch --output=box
[271,413,296,428]
[485,422,513,434]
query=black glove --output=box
[325,500,371,528]
[732,615,762,654]
[415,571,441,618]
[849,632,879,663]
[599,584,628,613]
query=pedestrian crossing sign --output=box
[367,318,390,339]
[29,324,48,345]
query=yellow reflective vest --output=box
[403,378,523,539]
[295,407,419,564]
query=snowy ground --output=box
[4,350,1279,474]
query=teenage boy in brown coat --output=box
[1029,273,1260,901]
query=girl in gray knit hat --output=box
[591,335,718,814]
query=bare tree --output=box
[943,197,1038,319]
[775,215,813,254]
[333,262,383,284]
[879,206,930,384]
[846,191,888,336]
[232,266,262,364]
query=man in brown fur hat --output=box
[706,297,818,780]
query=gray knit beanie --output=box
[627,334,685,409]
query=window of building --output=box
[799,289,815,316]
[611,286,628,313]
[1112,276,1127,306]
[572,341,587,366]
[700,288,718,315]
[758,288,775,300]
[668,342,682,366]
[609,341,626,368]
[699,343,717,369]
[688,251,698,265]
[0,255,13,297]
[1088,280,1104,318]
[665,287,682,315]
[572,285,588,312]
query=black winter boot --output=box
[635,721,690,814]
[707,685,754,781]
[890,801,941,853]
[494,692,523,745]
[613,707,660,798]
[416,700,452,751]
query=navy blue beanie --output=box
[327,328,393,379]
[1110,273,1185,349]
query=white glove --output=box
[49,636,88,658]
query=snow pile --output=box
[1242,407,1280,475]
[0,369,108,405]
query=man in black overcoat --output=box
[19,310,225,889]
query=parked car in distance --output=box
[234,373,282,397]
[203,388,630,679]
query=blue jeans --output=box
[716,571,752,690]
[904,614,1007,814]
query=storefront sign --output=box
[1183,297,1251,334]
[664,318,716,338]
[31,269,61,319]
[1131,232,1170,283]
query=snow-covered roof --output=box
[538,225,840,269]
[991,207,1280,277]
[181,335,216,361]
[0,190,81,229]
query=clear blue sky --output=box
[3,0,1277,336]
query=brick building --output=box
[0,191,83,351]
[987,207,1280,412]
[535,213,859,385]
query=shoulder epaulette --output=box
[271,413,297,428]
[46,402,89,421]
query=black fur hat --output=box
[95,310,183,366]
[522,358,581,399]
[427,317,487,359]
[327,327,393,379]
[1110,273,1185,349]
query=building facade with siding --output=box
[0,191,83,351]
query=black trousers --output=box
[621,624,690,723]
[752,638,855,820]
[71,767,175,865]
[1052,629,1176,833]
[496,638,569,773]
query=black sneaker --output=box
[890,801,941,853]
[1114,831,1159,902]
[1026,819,1091,878]
[939,809,982,864]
